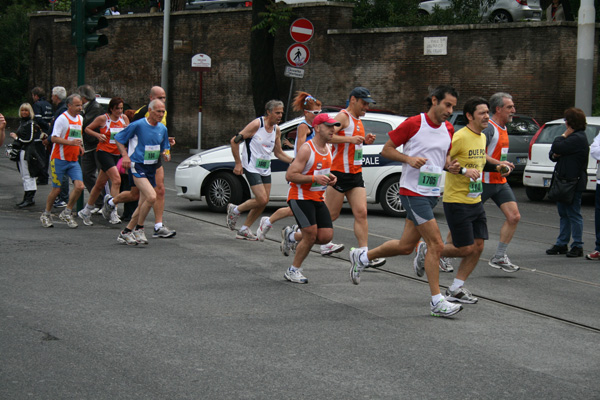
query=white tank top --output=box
[399,113,451,196]
[242,117,277,176]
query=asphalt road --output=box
[1,151,598,399]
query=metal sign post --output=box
[284,18,313,120]
[191,54,211,153]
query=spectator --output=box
[546,0,571,21]
[587,121,600,260]
[546,107,589,258]
[9,103,42,208]
[31,87,53,185]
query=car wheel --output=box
[491,10,512,23]
[378,176,407,218]
[417,9,429,16]
[204,172,244,213]
[525,186,546,201]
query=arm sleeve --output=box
[482,126,494,150]
[115,122,135,145]
[388,116,420,147]
[51,115,68,138]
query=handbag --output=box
[547,172,579,204]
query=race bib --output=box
[416,165,442,196]
[500,147,508,162]
[311,168,330,191]
[144,144,160,164]
[255,158,270,170]
[467,177,483,198]
[354,143,363,166]
[109,127,123,144]
[68,124,82,140]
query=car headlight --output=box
[178,157,202,169]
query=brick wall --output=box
[29,5,597,149]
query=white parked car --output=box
[175,112,417,217]
[522,117,600,201]
[418,0,542,22]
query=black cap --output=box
[349,87,376,104]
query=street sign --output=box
[192,53,211,70]
[284,66,305,79]
[290,18,314,43]
[286,43,310,67]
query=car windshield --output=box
[536,123,600,145]
[507,117,539,136]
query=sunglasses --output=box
[306,109,321,115]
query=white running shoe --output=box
[349,247,366,285]
[109,209,121,225]
[320,242,345,256]
[153,225,176,238]
[280,226,295,256]
[367,258,386,268]
[284,267,308,284]
[102,194,114,221]
[413,241,426,277]
[256,217,272,242]
[236,227,258,241]
[226,203,240,231]
[77,209,93,226]
[445,287,478,304]
[59,210,78,228]
[439,257,454,273]
[40,212,54,228]
[430,297,463,317]
[117,230,138,246]
[133,228,149,244]
[489,255,520,273]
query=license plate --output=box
[543,178,551,187]
[517,157,527,164]
[533,12,541,18]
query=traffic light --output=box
[71,0,118,52]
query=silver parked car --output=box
[418,0,542,22]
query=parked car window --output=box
[362,120,393,144]
[507,117,539,136]
[537,123,599,145]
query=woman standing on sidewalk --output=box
[10,103,42,208]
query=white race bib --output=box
[144,144,160,164]
[416,165,442,196]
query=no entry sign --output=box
[290,18,314,43]
[286,43,310,67]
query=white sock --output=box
[290,265,298,272]
[64,208,72,215]
[432,294,443,305]
[449,278,465,292]
[265,217,272,226]
[155,222,163,230]
[108,198,116,207]
[241,225,248,231]
[84,204,94,212]
[233,206,241,214]
[289,232,297,243]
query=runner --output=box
[227,100,294,240]
[78,97,129,226]
[347,85,462,317]
[113,99,170,245]
[256,92,321,242]
[280,113,338,283]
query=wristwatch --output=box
[460,167,467,175]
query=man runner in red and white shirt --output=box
[348,86,463,318]
[280,114,338,284]
[481,92,521,273]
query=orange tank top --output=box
[97,114,126,155]
[287,140,332,202]
[483,119,509,184]
[51,111,82,162]
[331,109,364,174]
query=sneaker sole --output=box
[284,272,307,284]
[236,235,258,241]
[117,237,138,246]
[153,232,176,238]
[77,211,93,226]
[368,258,386,268]
[321,245,345,256]
[431,305,463,318]
[488,261,520,273]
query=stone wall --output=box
[29,4,597,149]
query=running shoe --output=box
[430,298,463,318]
[439,257,454,273]
[413,241,427,277]
[320,242,345,256]
[91,207,101,215]
[236,227,258,241]
[489,255,520,273]
[284,267,308,284]
[53,200,67,208]
[445,287,478,304]
[77,209,93,226]
[226,203,239,231]
[40,212,54,228]
[256,217,271,242]
[117,230,138,246]
[153,225,176,238]
[133,228,149,244]
[349,247,365,285]
[59,210,78,228]
[102,194,114,221]
[585,250,600,260]
[109,209,122,225]
[367,258,386,268]
[280,225,295,256]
